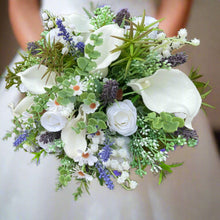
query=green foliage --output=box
[187,138,198,147]
[90,6,115,29]
[188,67,214,110]
[158,162,183,185]
[56,157,76,190]
[111,15,162,78]
[77,57,97,72]
[5,53,40,89]
[145,112,184,133]
[73,179,90,201]
[31,149,46,165]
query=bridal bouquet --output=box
[4,6,211,200]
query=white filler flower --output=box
[127,68,202,129]
[40,111,67,132]
[107,100,137,136]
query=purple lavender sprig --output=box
[96,162,114,190]
[101,80,119,105]
[56,19,73,43]
[161,52,188,67]
[115,8,131,26]
[13,131,29,147]
[27,42,40,55]
[99,140,114,162]
[39,131,61,144]
[174,127,198,141]
[75,42,85,53]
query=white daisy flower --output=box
[46,99,74,117]
[74,149,98,166]
[21,111,34,123]
[71,75,87,96]
[47,99,63,112]
[74,169,93,182]
[82,101,100,114]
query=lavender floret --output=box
[113,170,121,177]
[39,131,61,144]
[96,162,114,190]
[75,42,85,53]
[13,131,29,147]
[99,141,114,162]
[174,127,198,141]
[27,42,40,55]
[115,8,131,26]
[56,19,73,43]
[101,80,119,105]
[161,52,188,67]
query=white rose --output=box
[40,111,67,132]
[107,100,137,136]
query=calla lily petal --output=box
[61,109,87,159]
[18,65,56,94]
[127,69,202,129]
[63,14,93,41]
[85,24,124,70]
[13,96,35,117]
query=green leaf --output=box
[173,117,184,128]
[88,93,96,100]
[88,50,101,60]
[77,57,89,70]
[97,120,107,129]
[85,44,94,54]
[87,125,97,134]
[85,60,97,72]
[63,79,71,87]
[91,112,107,121]
[158,171,163,185]
[88,118,97,126]
[152,117,163,129]
[77,121,86,129]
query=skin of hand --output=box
[8,0,193,49]
[8,0,43,50]
[156,0,193,37]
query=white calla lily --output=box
[61,109,87,159]
[63,14,93,41]
[18,65,56,94]
[85,24,124,70]
[13,96,34,117]
[127,68,202,129]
